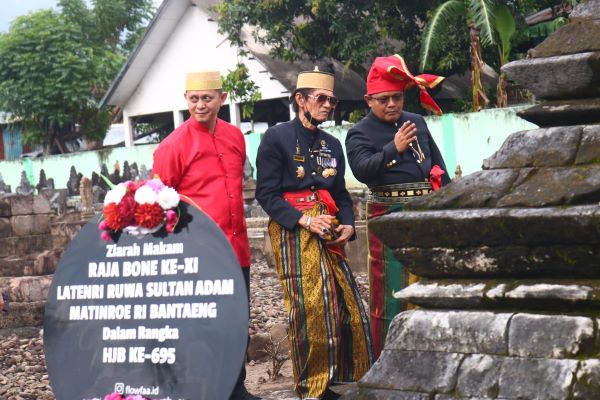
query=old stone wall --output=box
[348,124,600,400]
[346,2,600,398]
[0,194,62,333]
[353,310,600,399]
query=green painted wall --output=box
[0,144,157,192]
[0,107,537,192]
[424,106,537,183]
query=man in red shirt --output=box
[151,71,258,400]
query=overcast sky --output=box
[0,0,58,32]
[0,0,163,33]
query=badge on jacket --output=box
[322,168,337,178]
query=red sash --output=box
[283,189,338,214]
[283,189,346,258]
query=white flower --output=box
[134,185,158,204]
[103,184,127,205]
[157,187,180,209]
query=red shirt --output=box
[152,117,251,267]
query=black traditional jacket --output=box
[345,111,451,188]
[255,118,355,231]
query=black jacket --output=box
[345,111,451,188]
[255,118,355,231]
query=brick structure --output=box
[0,195,57,332]
[345,1,600,399]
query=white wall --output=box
[123,6,288,118]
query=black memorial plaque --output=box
[44,204,248,400]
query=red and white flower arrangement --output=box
[98,178,180,241]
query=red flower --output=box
[104,203,127,230]
[127,180,140,192]
[135,203,164,228]
[118,192,136,226]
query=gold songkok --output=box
[185,71,222,91]
[296,67,334,91]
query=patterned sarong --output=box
[268,202,373,399]
[366,182,431,359]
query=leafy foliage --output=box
[221,63,262,119]
[61,0,154,53]
[420,0,580,75]
[470,0,496,47]
[215,0,578,113]
[420,0,498,71]
[493,4,516,65]
[420,0,465,71]
[523,16,568,40]
[0,0,153,151]
[419,0,577,109]
[215,0,438,75]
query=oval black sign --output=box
[44,204,248,400]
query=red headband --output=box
[366,54,444,115]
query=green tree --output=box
[518,0,579,46]
[60,0,153,53]
[420,0,579,110]
[215,1,438,75]
[0,0,153,154]
[221,63,262,120]
[420,0,497,111]
[216,0,574,111]
[492,4,516,107]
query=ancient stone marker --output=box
[16,171,33,195]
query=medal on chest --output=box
[316,140,337,178]
[294,139,305,179]
[293,140,305,162]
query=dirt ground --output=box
[244,360,354,399]
[245,358,295,397]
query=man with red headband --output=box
[345,54,451,359]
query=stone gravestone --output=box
[43,203,248,400]
[140,165,150,180]
[67,166,81,196]
[36,169,55,192]
[130,163,140,182]
[16,171,34,195]
[79,177,95,219]
[242,159,257,203]
[122,161,132,182]
[40,188,68,216]
[110,161,121,185]
[92,185,107,205]
[0,173,12,194]
[36,169,49,193]
[91,172,100,188]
